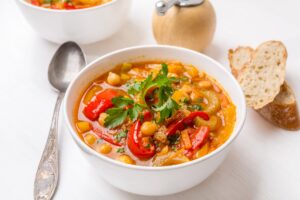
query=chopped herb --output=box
[128,81,142,95]
[195,98,203,103]
[188,104,203,111]
[114,130,128,142]
[183,98,190,104]
[145,143,151,149]
[171,145,177,151]
[111,96,134,108]
[116,148,125,153]
[168,133,180,145]
[180,76,189,82]
[139,115,144,121]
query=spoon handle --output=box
[34,93,64,200]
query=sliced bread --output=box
[228,47,253,77]
[236,41,287,109]
[228,41,300,131]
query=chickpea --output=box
[121,63,133,72]
[198,80,212,89]
[98,113,108,126]
[97,143,112,154]
[117,154,136,165]
[141,121,157,136]
[107,72,121,86]
[84,134,97,146]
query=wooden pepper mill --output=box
[152,0,216,52]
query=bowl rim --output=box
[17,0,118,13]
[63,45,247,171]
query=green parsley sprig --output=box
[104,96,143,128]
[127,63,180,123]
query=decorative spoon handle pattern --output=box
[34,93,64,200]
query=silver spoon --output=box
[34,42,86,200]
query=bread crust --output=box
[257,82,300,131]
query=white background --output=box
[1,0,300,199]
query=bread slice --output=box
[236,41,287,109]
[228,47,253,77]
[228,41,300,131]
[257,82,300,130]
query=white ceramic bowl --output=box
[63,45,246,196]
[15,0,132,44]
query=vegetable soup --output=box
[74,61,236,166]
[28,0,111,9]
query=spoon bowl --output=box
[48,42,86,92]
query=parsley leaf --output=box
[126,63,181,123]
[128,81,142,95]
[104,108,128,129]
[116,148,125,153]
[188,104,202,111]
[112,96,134,108]
[152,97,180,123]
[128,104,143,121]
[105,97,144,128]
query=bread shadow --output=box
[95,147,259,200]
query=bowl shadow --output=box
[91,146,259,200]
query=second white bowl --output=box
[15,0,132,44]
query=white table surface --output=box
[1,0,300,199]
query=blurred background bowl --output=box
[15,0,132,44]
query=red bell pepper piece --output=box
[83,89,118,121]
[190,126,209,150]
[64,2,76,9]
[143,111,153,121]
[127,120,155,159]
[166,111,209,136]
[30,0,40,6]
[93,128,122,146]
[184,126,209,158]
